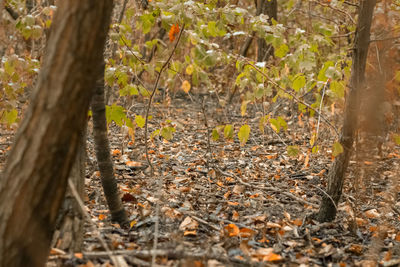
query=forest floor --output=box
[1,94,400,267]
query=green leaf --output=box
[393,134,400,145]
[269,118,280,133]
[259,115,269,133]
[274,43,289,58]
[1,109,18,126]
[317,61,334,82]
[161,126,175,141]
[329,80,345,98]
[312,145,319,154]
[277,116,287,131]
[292,75,306,92]
[287,146,300,157]
[224,124,234,140]
[238,124,250,145]
[151,129,160,139]
[212,128,220,141]
[139,85,150,97]
[332,141,344,157]
[135,115,145,128]
[105,104,126,126]
[120,84,139,96]
[241,100,249,116]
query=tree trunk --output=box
[51,126,86,254]
[0,1,113,266]
[316,0,376,222]
[92,70,129,227]
[256,0,277,62]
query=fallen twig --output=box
[216,168,319,208]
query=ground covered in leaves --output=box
[1,94,400,267]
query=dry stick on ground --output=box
[83,249,260,267]
[142,24,185,267]
[216,168,319,208]
[243,59,340,137]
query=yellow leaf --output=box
[181,80,191,93]
[186,64,194,75]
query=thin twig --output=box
[118,0,128,24]
[201,97,213,167]
[313,79,329,149]
[144,24,185,173]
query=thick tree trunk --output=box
[51,126,86,253]
[92,71,129,227]
[316,0,376,222]
[256,0,277,62]
[0,1,113,266]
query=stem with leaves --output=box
[144,24,185,173]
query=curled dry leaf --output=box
[364,209,380,219]
[179,216,199,231]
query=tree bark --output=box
[256,0,277,62]
[51,126,86,253]
[316,0,376,222]
[92,69,129,227]
[0,1,113,266]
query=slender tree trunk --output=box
[92,69,129,228]
[316,0,376,222]
[256,0,277,62]
[0,1,113,266]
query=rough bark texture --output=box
[92,72,129,227]
[316,0,376,222]
[51,126,86,253]
[0,1,113,266]
[256,0,277,62]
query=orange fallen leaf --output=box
[112,149,121,156]
[224,223,240,237]
[292,219,303,226]
[263,252,282,262]
[225,177,234,182]
[126,161,142,167]
[224,191,231,199]
[228,201,239,206]
[348,244,363,255]
[50,248,66,255]
[239,228,255,239]
[74,253,83,259]
[98,214,106,221]
[184,230,197,236]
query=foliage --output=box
[3,0,397,155]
